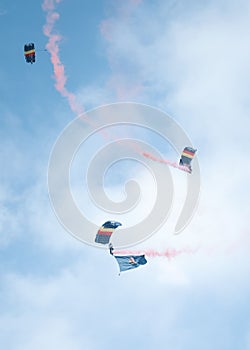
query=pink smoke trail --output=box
[42,0,83,115]
[113,248,198,260]
[42,1,117,140]
[143,152,191,173]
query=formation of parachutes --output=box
[24,42,197,274]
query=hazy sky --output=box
[1,0,250,349]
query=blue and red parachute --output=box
[179,147,197,173]
[24,43,35,64]
[95,221,122,245]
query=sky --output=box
[1,0,250,349]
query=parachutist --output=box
[109,243,114,255]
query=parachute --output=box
[179,147,197,173]
[24,43,35,64]
[95,221,122,245]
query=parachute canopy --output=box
[179,147,197,172]
[95,221,122,245]
[24,43,35,64]
[114,254,147,273]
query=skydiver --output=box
[109,243,114,255]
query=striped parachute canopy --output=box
[95,221,122,245]
[24,43,35,64]
[179,147,197,171]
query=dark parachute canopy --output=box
[95,221,122,245]
[179,147,197,173]
[24,43,35,64]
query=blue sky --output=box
[1,0,250,349]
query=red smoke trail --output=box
[113,248,198,260]
[113,232,250,260]
[143,152,191,173]
[42,0,120,141]
[42,0,83,115]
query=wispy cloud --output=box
[99,0,144,100]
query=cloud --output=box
[1,238,250,349]
[99,0,250,133]
[0,269,95,349]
